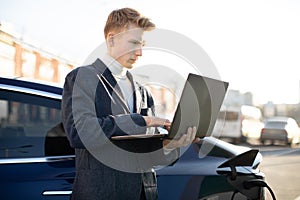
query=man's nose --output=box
[135,47,142,56]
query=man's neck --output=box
[102,54,127,79]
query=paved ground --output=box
[241,141,300,200]
[262,153,300,200]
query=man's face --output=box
[108,25,145,69]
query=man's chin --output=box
[125,64,134,69]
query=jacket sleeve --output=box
[61,67,147,149]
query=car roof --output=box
[0,77,63,99]
[265,116,295,123]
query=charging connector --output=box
[243,179,276,200]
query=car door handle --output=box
[42,191,72,196]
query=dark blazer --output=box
[62,59,178,200]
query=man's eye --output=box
[130,41,145,47]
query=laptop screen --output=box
[167,73,229,139]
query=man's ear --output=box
[108,33,114,47]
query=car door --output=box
[0,87,75,200]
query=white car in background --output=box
[260,116,300,146]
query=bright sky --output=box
[1,0,300,105]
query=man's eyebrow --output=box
[129,39,146,45]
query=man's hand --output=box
[143,116,200,151]
[162,126,200,150]
[143,116,171,127]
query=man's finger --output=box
[187,129,193,144]
[178,134,187,145]
[185,127,196,144]
[189,127,196,141]
[193,126,197,134]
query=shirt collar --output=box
[102,54,128,78]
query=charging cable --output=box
[243,179,276,200]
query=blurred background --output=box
[1,1,300,199]
[1,0,300,119]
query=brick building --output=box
[0,23,75,84]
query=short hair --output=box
[104,8,155,39]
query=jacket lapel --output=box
[93,59,130,113]
[126,71,138,113]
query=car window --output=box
[0,89,74,158]
[265,121,287,129]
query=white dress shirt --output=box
[101,54,157,135]
[102,54,134,113]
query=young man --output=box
[62,8,197,200]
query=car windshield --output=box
[265,121,287,129]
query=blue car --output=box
[0,77,270,200]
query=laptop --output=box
[111,73,229,140]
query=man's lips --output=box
[129,58,137,63]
